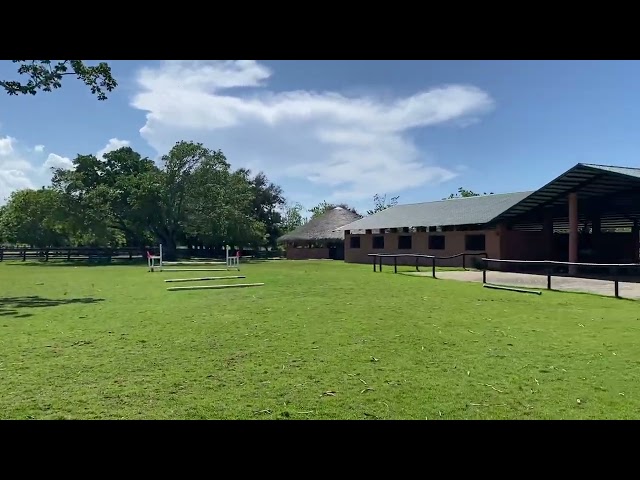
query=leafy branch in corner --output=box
[366,193,399,215]
[0,60,118,100]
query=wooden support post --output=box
[394,256,398,274]
[373,255,376,272]
[568,192,578,275]
[415,256,419,272]
[22,249,26,261]
[462,253,466,270]
[379,256,382,272]
[432,257,436,278]
[615,280,619,298]
[482,269,487,284]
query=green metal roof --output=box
[336,191,534,231]
[582,164,640,179]
[490,163,640,227]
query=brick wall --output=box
[285,246,331,260]
[344,230,499,267]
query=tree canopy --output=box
[1,60,117,100]
[444,187,494,200]
[0,141,290,258]
[366,193,399,215]
[309,201,360,219]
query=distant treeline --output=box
[0,141,289,260]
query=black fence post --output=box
[482,259,487,283]
[0,248,3,262]
[615,280,619,298]
[416,256,419,272]
[462,253,466,270]
[432,256,436,278]
[372,255,376,272]
[22,249,26,261]
[45,250,49,262]
[379,256,382,272]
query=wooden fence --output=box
[0,247,143,263]
[0,246,284,263]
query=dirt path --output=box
[405,270,640,300]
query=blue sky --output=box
[1,60,640,213]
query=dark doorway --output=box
[329,244,345,260]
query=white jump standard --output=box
[147,244,163,272]
[147,244,241,272]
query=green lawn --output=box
[1,259,639,420]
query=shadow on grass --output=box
[0,296,105,318]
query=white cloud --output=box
[34,144,45,153]
[0,135,16,156]
[130,60,494,201]
[0,136,35,203]
[97,138,130,159]
[0,170,34,203]
[43,153,73,171]
[0,135,76,203]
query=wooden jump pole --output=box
[483,284,542,295]
[167,283,264,291]
[164,275,246,283]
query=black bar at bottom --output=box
[394,256,397,274]
[615,280,619,298]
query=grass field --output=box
[1,259,639,420]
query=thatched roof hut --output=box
[278,207,363,245]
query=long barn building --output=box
[335,163,640,267]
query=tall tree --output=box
[51,147,161,248]
[0,188,69,247]
[1,60,117,100]
[280,202,306,233]
[152,141,217,258]
[245,171,285,249]
[182,153,261,248]
[366,193,399,215]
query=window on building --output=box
[398,235,412,250]
[465,234,486,251]
[372,236,384,249]
[429,235,445,250]
[350,236,361,249]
